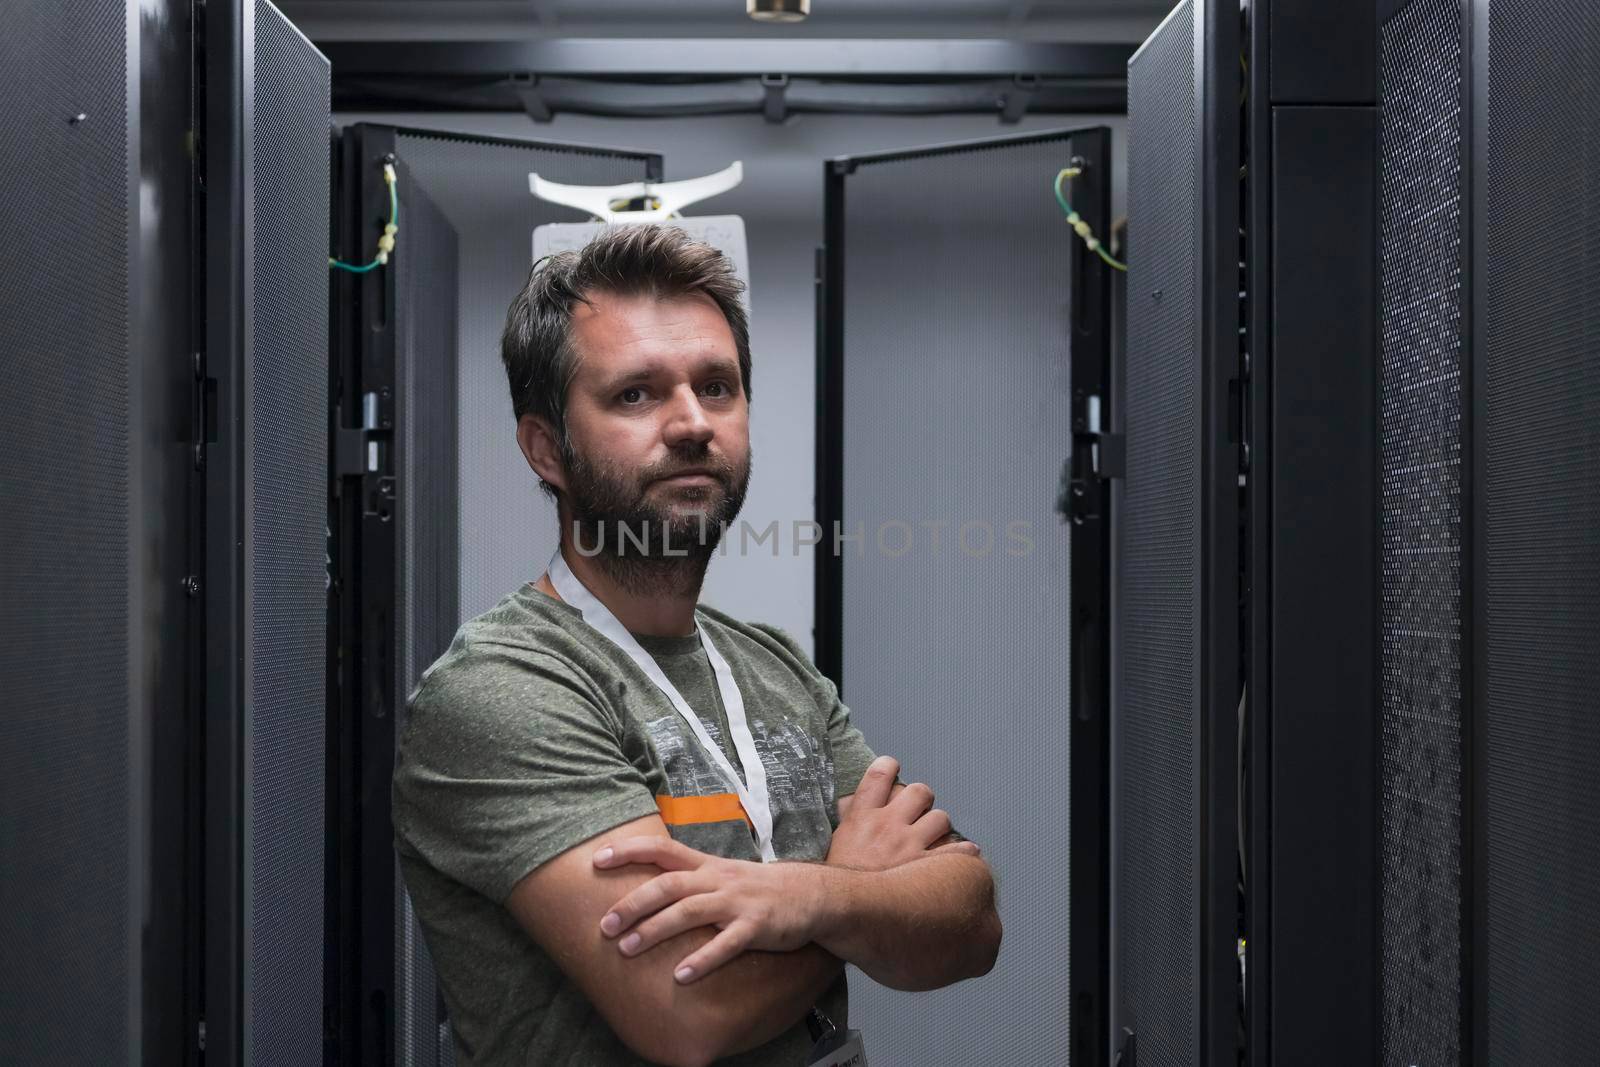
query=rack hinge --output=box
[334,426,373,477]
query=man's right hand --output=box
[826,755,981,871]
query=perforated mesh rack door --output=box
[390,132,656,624]
[821,126,1109,1066]
[1378,1,1466,1062]
[0,1,132,1061]
[246,3,330,1061]
[1479,0,1600,1058]
[394,168,462,1067]
[1120,4,1203,1063]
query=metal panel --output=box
[824,127,1105,1067]
[0,0,133,1061]
[322,38,1135,78]
[246,3,330,1062]
[389,131,656,623]
[1269,0,1378,104]
[1377,0,1467,1062]
[1118,2,1240,1062]
[1478,0,1600,1060]
[1265,104,1379,1066]
[1121,4,1202,1063]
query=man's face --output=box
[547,290,751,555]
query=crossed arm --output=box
[504,756,1002,1067]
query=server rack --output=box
[1377,0,1600,1062]
[816,126,1113,1066]
[325,124,659,1066]
[1119,2,1380,1064]
[0,0,199,1062]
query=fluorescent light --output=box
[747,0,810,23]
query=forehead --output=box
[568,290,736,380]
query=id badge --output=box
[805,1028,867,1067]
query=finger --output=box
[913,807,953,847]
[594,835,704,872]
[673,921,756,984]
[933,840,982,858]
[617,895,723,958]
[848,756,900,810]
[601,870,708,937]
[888,781,935,822]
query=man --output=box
[393,225,1001,1067]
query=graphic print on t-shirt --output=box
[644,712,838,861]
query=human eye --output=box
[701,380,732,399]
[618,386,646,405]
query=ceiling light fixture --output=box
[747,0,810,23]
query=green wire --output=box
[330,168,399,273]
[1054,169,1127,272]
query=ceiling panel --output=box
[281,0,1174,42]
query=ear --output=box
[516,414,568,494]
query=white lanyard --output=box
[547,550,776,862]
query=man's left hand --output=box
[593,836,831,985]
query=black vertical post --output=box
[1249,3,1381,1064]
[1064,127,1113,1067]
[327,122,402,1067]
[1246,2,1273,1061]
[813,160,848,687]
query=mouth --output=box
[655,469,720,487]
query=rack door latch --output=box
[1057,393,1122,524]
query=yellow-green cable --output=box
[330,162,399,273]
[1054,167,1126,272]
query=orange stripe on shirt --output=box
[655,793,752,827]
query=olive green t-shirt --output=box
[391,582,878,1066]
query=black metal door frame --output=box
[815,124,1114,1067]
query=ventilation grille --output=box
[1378,0,1465,1062]
[247,4,329,1062]
[836,132,1078,1066]
[1119,3,1202,1063]
[1482,0,1600,1059]
[0,1,130,1061]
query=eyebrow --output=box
[596,358,742,394]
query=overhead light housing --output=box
[747,0,809,23]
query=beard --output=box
[559,438,751,598]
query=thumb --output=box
[850,755,900,810]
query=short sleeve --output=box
[392,644,662,904]
[742,621,878,801]
[821,676,878,800]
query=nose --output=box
[661,384,714,448]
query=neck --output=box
[543,538,705,637]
